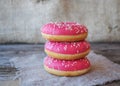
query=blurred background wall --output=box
[0,0,120,43]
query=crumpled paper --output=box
[10,51,120,86]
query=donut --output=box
[44,56,91,76]
[45,41,90,60]
[41,22,88,42]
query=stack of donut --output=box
[41,22,91,76]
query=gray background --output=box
[0,0,120,43]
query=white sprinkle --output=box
[62,63,65,66]
[77,44,80,47]
[49,45,53,49]
[80,26,82,28]
[76,30,80,33]
[86,61,89,64]
[71,45,73,47]
[77,50,79,53]
[76,23,80,25]
[62,60,65,63]
[64,45,67,51]
[73,61,77,64]
[57,48,60,51]
[81,30,83,33]
[57,24,61,28]
[71,64,74,66]
[75,27,80,33]
[54,59,57,62]
[75,45,78,48]
[67,64,70,67]
[68,26,72,30]
[65,65,67,68]
[73,43,76,46]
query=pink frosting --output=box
[41,22,88,35]
[44,56,90,71]
[45,41,90,54]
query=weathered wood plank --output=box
[0,43,120,86]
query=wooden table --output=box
[0,43,120,86]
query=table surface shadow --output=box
[0,42,120,86]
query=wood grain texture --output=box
[0,43,120,86]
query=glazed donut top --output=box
[41,22,88,35]
[44,56,90,71]
[45,41,90,54]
